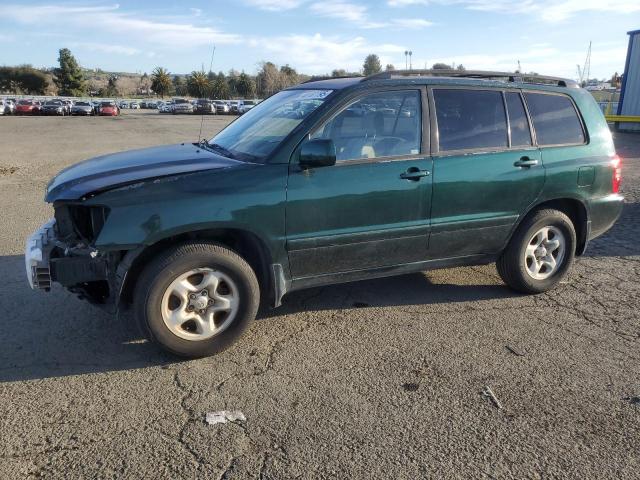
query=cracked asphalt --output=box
[0,111,639,479]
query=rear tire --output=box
[134,242,260,358]
[497,209,576,294]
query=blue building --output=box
[618,29,640,132]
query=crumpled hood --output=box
[46,143,244,202]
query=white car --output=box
[3,99,16,114]
[158,101,173,113]
[214,101,230,114]
[238,100,257,114]
[130,102,140,109]
[172,98,194,114]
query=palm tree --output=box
[187,70,211,98]
[235,72,256,98]
[151,67,171,98]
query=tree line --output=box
[0,48,471,98]
[150,62,308,99]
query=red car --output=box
[99,102,120,116]
[16,99,42,115]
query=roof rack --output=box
[363,69,579,88]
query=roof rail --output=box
[302,74,363,83]
[363,69,579,88]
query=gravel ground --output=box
[0,110,638,479]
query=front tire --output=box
[134,242,260,358]
[497,209,576,294]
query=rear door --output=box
[428,87,545,258]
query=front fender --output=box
[85,164,288,254]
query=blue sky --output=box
[0,1,638,79]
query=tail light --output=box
[611,155,622,193]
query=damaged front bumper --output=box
[25,218,114,306]
[25,219,56,290]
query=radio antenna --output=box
[198,44,216,143]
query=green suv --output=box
[26,70,623,357]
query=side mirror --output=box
[299,138,337,169]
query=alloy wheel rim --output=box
[524,226,566,280]
[160,268,239,341]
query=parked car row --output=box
[118,100,140,110]
[1,98,123,116]
[2,96,261,117]
[156,98,260,115]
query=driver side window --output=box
[310,90,422,162]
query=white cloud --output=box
[0,3,241,48]
[309,1,368,23]
[538,0,640,21]
[69,42,143,56]
[390,18,433,28]
[387,0,429,6]
[243,0,306,11]
[387,0,640,21]
[309,1,430,29]
[418,43,627,79]
[250,33,406,74]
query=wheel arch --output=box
[509,197,589,256]
[116,228,275,309]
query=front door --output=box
[428,88,545,258]
[285,89,432,279]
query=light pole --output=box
[409,51,413,70]
[404,50,408,70]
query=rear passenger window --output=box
[434,89,508,152]
[524,93,585,146]
[505,92,532,147]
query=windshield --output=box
[174,99,189,104]
[45,101,61,106]
[76,102,90,106]
[208,89,332,162]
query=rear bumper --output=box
[588,194,624,240]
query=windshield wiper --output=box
[199,141,236,159]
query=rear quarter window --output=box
[524,92,585,146]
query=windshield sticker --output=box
[297,90,333,100]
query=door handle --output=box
[514,157,539,168]
[400,167,430,181]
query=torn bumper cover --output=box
[25,219,56,290]
[25,219,111,302]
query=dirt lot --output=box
[0,110,639,479]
